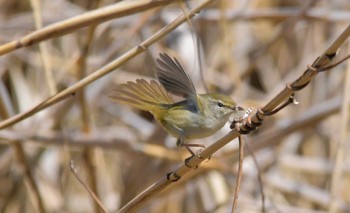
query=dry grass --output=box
[0,0,350,212]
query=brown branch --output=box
[247,97,342,154]
[223,96,342,161]
[29,0,57,95]
[116,24,350,212]
[315,53,350,72]
[0,129,183,160]
[14,142,45,213]
[231,136,244,213]
[70,160,108,213]
[0,0,176,56]
[200,8,350,23]
[76,9,101,213]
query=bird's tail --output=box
[108,79,173,117]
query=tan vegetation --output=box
[0,0,349,212]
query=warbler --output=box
[109,53,244,154]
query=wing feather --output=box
[155,53,197,98]
[108,79,173,113]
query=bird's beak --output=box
[232,106,244,111]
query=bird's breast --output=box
[158,108,228,140]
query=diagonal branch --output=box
[0,0,216,130]
[0,0,176,56]
[116,24,350,213]
[70,160,108,213]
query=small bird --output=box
[109,53,244,154]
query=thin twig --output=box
[70,160,108,213]
[224,97,342,159]
[316,53,350,72]
[245,142,266,213]
[231,136,244,213]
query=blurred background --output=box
[0,0,349,212]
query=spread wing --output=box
[108,79,173,113]
[155,53,197,98]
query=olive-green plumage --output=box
[108,53,243,142]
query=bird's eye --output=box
[217,102,224,107]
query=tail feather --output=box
[108,79,173,113]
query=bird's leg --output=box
[176,138,205,156]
